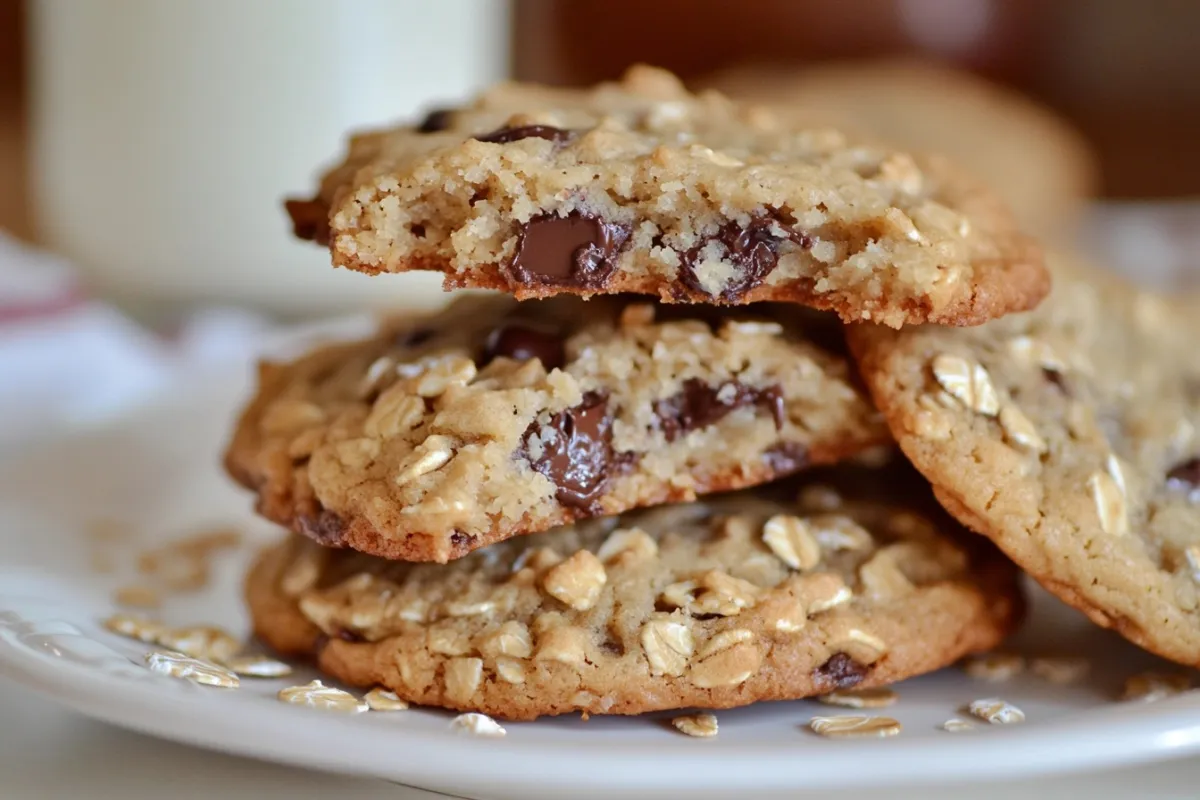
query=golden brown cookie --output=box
[246,466,1022,720]
[701,58,1096,238]
[225,294,888,562]
[289,65,1046,328]
[849,255,1200,666]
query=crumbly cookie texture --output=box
[849,254,1200,666]
[700,58,1096,238]
[245,467,1022,720]
[288,65,1046,328]
[225,294,888,563]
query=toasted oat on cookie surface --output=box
[244,465,1022,720]
[225,294,888,563]
[849,254,1200,666]
[288,65,1046,328]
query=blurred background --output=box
[2,0,1200,318]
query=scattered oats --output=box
[102,613,166,643]
[357,355,396,398]
[762,514,821,570]
[809,715,901,738]
[364,389,425,439]
[495,658,526,684]
[596,527,658,564]
[534,625,589,666]
[1122,671,1191,702]
[443,598,496,618]
[619,303,656,327]
[449,712,506,738]
[394,436,455,486]
[1183,545,1200,585]
[968,698,1025,724]
[808,515,874,551]
[278,680,368,712]
[444,657,484,703]
[688,570,763,616]
[829,624,888,664]
[1029,656,1090,685]
[940,718,977,733]
[1088,469,1128,536]
[157,625,241,663]
[542,550,607,611]
[721,320,783,337]
[932,354,999,416]
[793,573,854,614]
[640,616,694,677]
[817,687,898,709]
[797,484,842,511]
[260,399,325,434]
[858,550,915,600]
[411,355,477,397]
[962,653,1025,682]
[691,629,761,688]
[999,404,1047,453]
[364,688,409,711]
[672,713,719,738]
[112,585,161,609]
[145,651,239,688]
[222,654,293,678]
[1007,335,1066,371]
[280,541,329,597]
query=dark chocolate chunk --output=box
[449,531,471,552]
[284,197,330,245]
[681,216,811,301]
[1167,458,1200,491]
[473,124,573,145]
[654,379,786,441]
[334,628,365,643]
[416,107,455,133]
[508,213,630,289]
[762,442,810,473]
[485,323,566,370]
[1043,367,1069,393]
[813,652,870,690]
[399,326,435,348]
[521,391,614,509]
[296,509,346,547]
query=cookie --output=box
[246,465,1022,720]
[701,58,1096,238]
[848,255,1200,666]
[225,293,888,563]
[288,65,1046,328]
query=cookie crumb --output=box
[450,712,507,737]
[145,650,239,688]
[278,680,368,712]
[1121,671,1191,702]
[809,715,901,738]
[672,713,718,738]
[365,688,410,711]
[968,697,1025,724]
[1029,656,1089,685]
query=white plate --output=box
[2,366,1200,800]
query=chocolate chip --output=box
[508,213,630,290]
[1043,367,1069,394]
[334,628,365,643]
[680,216,812,301]
[296,510,345,547]
[1167,458,1200,491]
[521,391,614,509]
[485,323,566,370]
[762,442,810,473]
[813,652,870,690]
[449,531,471,552]
[284,198,330,245]
[654,379,785,442]
[473,124,573,145]
[416,107,455,133]
[399,326,435,348]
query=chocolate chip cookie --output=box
[701,58,1096,238]
[225,294,888,563]
[288,65,1046,328]
[849,255,1200,666]
[245,466,1022,720]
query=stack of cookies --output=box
[227,66,1199,727]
